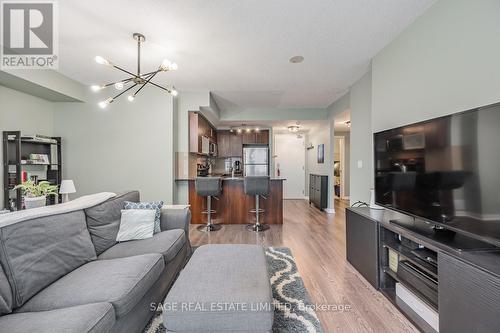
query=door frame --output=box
[334,136,346,199]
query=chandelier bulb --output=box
[171,89,178,96]
[127,95,135,102]
[168,62,178,71]
[90,85,104,92]
[98,97,114,109]
[160,59,172,71]
[114,82,124,90]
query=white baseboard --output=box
[324,208,335,214]
[304,196,309,200]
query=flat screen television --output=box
[374,102,500,246]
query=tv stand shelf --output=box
[346,207,500,333]
[382,241,437,279]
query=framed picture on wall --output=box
[317,144,324,164]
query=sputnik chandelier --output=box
[91,33,178,109]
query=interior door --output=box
[274,134,305,199]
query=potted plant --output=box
[14,180,59,209]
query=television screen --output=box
[374,103,500,245]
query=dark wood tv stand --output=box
[346,207,500,333]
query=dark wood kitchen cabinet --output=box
[241,130,269,145]
[229,132,243,157]
[216,130,242,157]
[189,112,216,154]
[217,131,231,157]
[256,130,269,144]
[242,132,256,144]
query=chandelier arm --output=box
[139,70,157,77]
[132,70,160,97]
[111,83,139,100]
[103,76,135,87]
[112,65,140,78]
[148,81,171,93]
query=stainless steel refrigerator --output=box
[243,146,269,176]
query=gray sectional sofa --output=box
[0,191,191,333]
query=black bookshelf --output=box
[2,131,62,211]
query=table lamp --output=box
[60,180,76,203]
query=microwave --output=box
[201,136,217,156]
[209,142,217,156]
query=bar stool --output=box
[244,176,270,232]
[195,177,222,232]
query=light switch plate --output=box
[357,160,363,168]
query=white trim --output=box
[304,196,309,200]
[324,208,336,214]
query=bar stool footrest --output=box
[245,224,270,232]
[197,224,222,232]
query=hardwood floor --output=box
[190,199,418,333]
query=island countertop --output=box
[186,177,284,224]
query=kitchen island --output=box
[178,177,285,225]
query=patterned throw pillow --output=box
[123,201,164,233]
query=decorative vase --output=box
[24,196,47,209]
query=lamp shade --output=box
[59,180,76,194]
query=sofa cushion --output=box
[0,303,115,333]
[0,264,13,315]
[98,229,185,263]
[0,210,96,308]
[85,191,140,255]
[19,253,164,318]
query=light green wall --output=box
[328,72,373,205]
[349,71,373,204]
[305,123,331,196]
[0,86,55,209]
[53,89,175,203]
[372,0,500,132]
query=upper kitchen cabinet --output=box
[242,132,256,144]
[256,130,269,144]
[189,112,217,154]
[217,131,231,157]
[230,132,243,156]
[217,130,243,157]
[242,130,269,145]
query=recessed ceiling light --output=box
[289,56,304,64]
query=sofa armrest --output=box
[160,207,191,239]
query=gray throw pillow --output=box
[124,201,163,233]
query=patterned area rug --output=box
[144,247,323,333]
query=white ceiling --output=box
[58,0,435,109]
